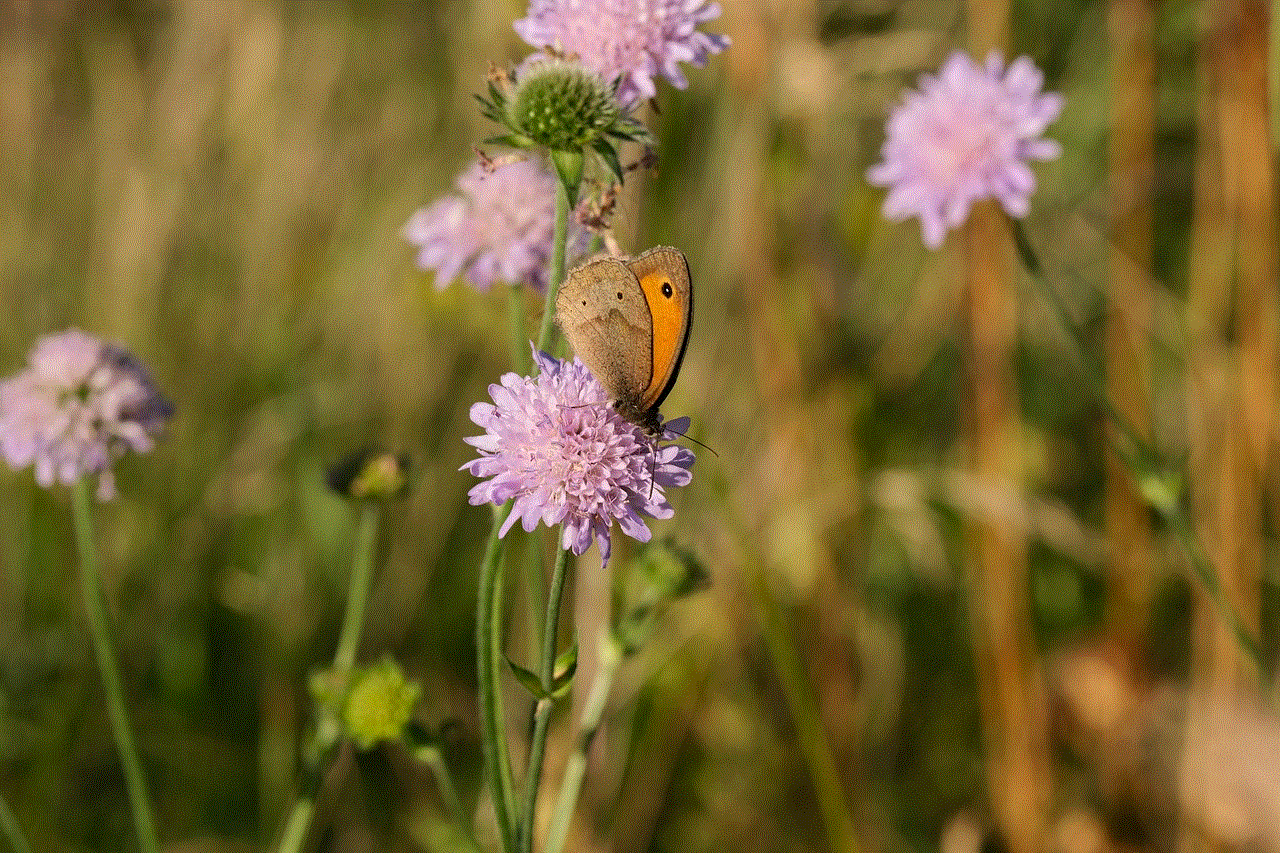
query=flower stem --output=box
[519,541,570,853]
[418,743,482,852]
[510,283,530,375]
[276,502,382,853]
[1162,502,1266,677]
[71,478,160,853]
[0,794,31,853]
[544,634,620,853]
[276,799,315,853]
[333,503,381,674]
[536,180,571,357]
[749,568,860,853]
[1011,219,1270,684]
[479,503,518,852]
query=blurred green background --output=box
[1,1,1276,852]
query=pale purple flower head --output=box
[0,329,172,499]
[867,51,1064,249]
[463,347,694,566]
[403,158,588,292]
[514,0,730,105]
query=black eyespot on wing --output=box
[581,300,587,306]
[661,281,673,297]
[616,291,623,300]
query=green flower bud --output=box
[476,58,653,205]
[342,658,422,750]
[507,59,621,151]
[326,449,409,500]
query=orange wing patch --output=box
[635,268,688,409]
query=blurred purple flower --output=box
[514,0,730,105]
[404,158,587,292]
[0,329,172,499]
[867,51,1063,249]
[463,348,694,566]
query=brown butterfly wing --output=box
[555,256,654,408]
[625,246,692,411]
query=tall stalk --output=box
[0,794,32,853]
[277,502,383,853]
[961,204,1050,853]
[333,504,380,674]
[536,182,571,356]
[478,505,518,852]
[1104,0,1156,655]
[544,634,620,853]
[519,541,570,853]
[71,479,160,853]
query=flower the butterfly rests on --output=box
[463,348,694,566]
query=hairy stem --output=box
[479,504,517,852]
[276,799,315,853]
[520,540,570,853]
[419,744,482,852]
[536,181,571,357]
[544,635,620,853]
[276,502,383,853]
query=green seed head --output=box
[507,59,621,151]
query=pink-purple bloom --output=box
[867,51,1064,249]
[514,0,730,105]
[0,329,172,499]
[463,348,694,566]
[404,158,587,292]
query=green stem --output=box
[0,794,31,853]
[519,541,570,853]
[71,479,160,853]
[544,635,620,853]
[536,181,571,357]
[1156,488,1267,679]
[333,503,380,674]
[523,536,547,673]
[479,503,518,852]
[750,569,860,853]
[275,501,382,853]
[276,799,315,853]
[1011,218,1269,683]
[420,744,482,852]
[510,283,529,375]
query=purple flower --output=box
[463,348,694,566]
[0,329,172,499]
[403,158,588,292]
[866,51,1064,249]
[514,0,730,105]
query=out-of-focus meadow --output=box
[3,1,1280,852]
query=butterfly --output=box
[555,246,692,436]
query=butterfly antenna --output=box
[669,428,719,458]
